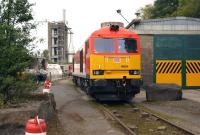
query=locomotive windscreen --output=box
[94,38,114,53]
[118,38,138,53]
[94,38,137,54]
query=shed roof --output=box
[127,17,200,35]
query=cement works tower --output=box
[48,9,74,64]
[48,21,69,64]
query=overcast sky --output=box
[29,0,155,52]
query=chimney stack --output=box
[63,9,66,23]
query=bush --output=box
[0,73,37,104]
[0,94,5,107]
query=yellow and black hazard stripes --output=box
[156,60,182,86]
[156,61,182,74]
[155,60,200,87]
[186,61,200,73]
[186,60,200,86]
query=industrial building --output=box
[48,21,68,64]
[127,17,200,89]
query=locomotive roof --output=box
[75,26,139,52]
[90,26,139,38]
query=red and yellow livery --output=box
[72,25,142,101]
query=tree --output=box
[175,0,200,18]
[152,0,179,18]
[139,4,154,19]
[42,49,49,60]
[139,0,200,19]
[0,0,36,103]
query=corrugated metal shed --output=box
[127,17,200,34]
[126,17,200,88]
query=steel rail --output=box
[132,104,196,135]
[100,105,137,135]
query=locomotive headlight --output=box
[93,70,104,75]
[129,70,140,75]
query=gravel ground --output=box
[51,79,125,135]
[133,90,200,135]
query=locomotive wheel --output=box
[86,86,91,95]
[80,82,85,91]
[86,86,95,97]
[75,78,78,86]
[125,95,134,102]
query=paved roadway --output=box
[51,79,125,135]
[183,90,200,103]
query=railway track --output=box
[75,85,196,135]
[99,102,195,135]
[101,105,136,135]
[133,104,196,135]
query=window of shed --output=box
[118,38,138,53]
[94,38,114,53]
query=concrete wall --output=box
[140,35,154,86]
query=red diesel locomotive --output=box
[72,24,142,101]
